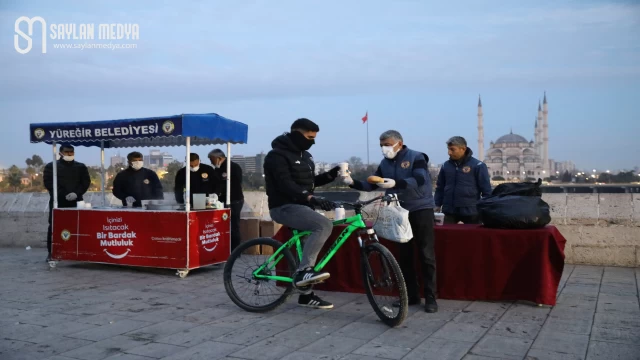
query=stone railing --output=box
[0,191,638,267]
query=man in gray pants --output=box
[263,118,340,309]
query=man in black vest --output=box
[43,143,91,261]
[174,153,216,205]
[208,149,244,251]
[112,151,164,207]
[263,118,340,309]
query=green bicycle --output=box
[223,194,409,327]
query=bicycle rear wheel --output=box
[223,237,297,312]
[360,242,408,327]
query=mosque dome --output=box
[495,131,528,144]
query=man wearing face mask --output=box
[207,149,244,251]
[112,151,164,207]
[345,130,439,313]
[43,143,91,261]
[263,118,341,309]
[174,153,216,205]
[434,136,492,224]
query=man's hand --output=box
[65,193,77,201]
[328,166,340,179]
[341,175,354,186]
[125,196,136,204]
[309,196,335,211]
[435,206,442,213]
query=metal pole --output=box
[366,116,370,166]
[52,142,58,209]
[100,141,106,206]
[226,142,231,206]
[185,137,191,212]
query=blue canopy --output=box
[29,113,248,148]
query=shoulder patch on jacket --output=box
[401,160,411,169]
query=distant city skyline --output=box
[1,1,638,171]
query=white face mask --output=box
[190,166,200,172]
[61,155,74,162]
[381,143,399,159]
[131,161,143,170]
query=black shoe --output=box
[298,292,333,309]
[293,267,330,287]
[46,254,52,262]
[392,296,421,307]
[425,294,438,313]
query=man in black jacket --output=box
[43,143,91,261]
[112,151,163,207]
[208,148,244,251]
[263,118,340,309]
[174,153,216,205]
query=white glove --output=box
[125,196,136,204]
[377,178,396,189]
[341,175,354,185]
[65,193,77,201]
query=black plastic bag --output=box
[491,178,542,197]
[478,195,551,229]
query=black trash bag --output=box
[478,194,551,229]
[491,178,542,197]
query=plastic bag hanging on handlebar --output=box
[373,201,413,243]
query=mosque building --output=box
[477,93,553,181]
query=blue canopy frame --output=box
[30,113,249,214]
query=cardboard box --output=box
[259,220,282,255]
[239,218,260,255]
[260,220,283,238]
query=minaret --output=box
[536,101,543,158]
[534,116,539,156]
[542,92,549,171]
[477,95,484,161]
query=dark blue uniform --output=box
[112,167,163,207]
[434,148,492,222]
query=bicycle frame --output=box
[252,212,368,283]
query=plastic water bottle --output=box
[334,206,345,220]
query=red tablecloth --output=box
[273,223,566,305]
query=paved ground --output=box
[1,248,639,360]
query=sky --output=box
[1,0,639,172]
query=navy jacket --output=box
[351,146,435,211]
[112,167,164,207]
[43,160,91,208]
[174,164,217,204]
[434,148,492,216]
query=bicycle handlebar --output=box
[332,193,397,209]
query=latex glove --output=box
[341,175,354,186]
[328,166,340,179]
[125,196,136,204]
[377,178,396,189]
[309,196,335,211]
[434,206,442,213]
[65,192,77,201]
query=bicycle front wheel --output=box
[360,242,408,327]
[223,237,297,312]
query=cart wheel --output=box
[177,269,189,278]
[48,261,57,269]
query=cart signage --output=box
[30,118,182,143]
[52,210,189,268]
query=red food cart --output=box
[30,113,248,278]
